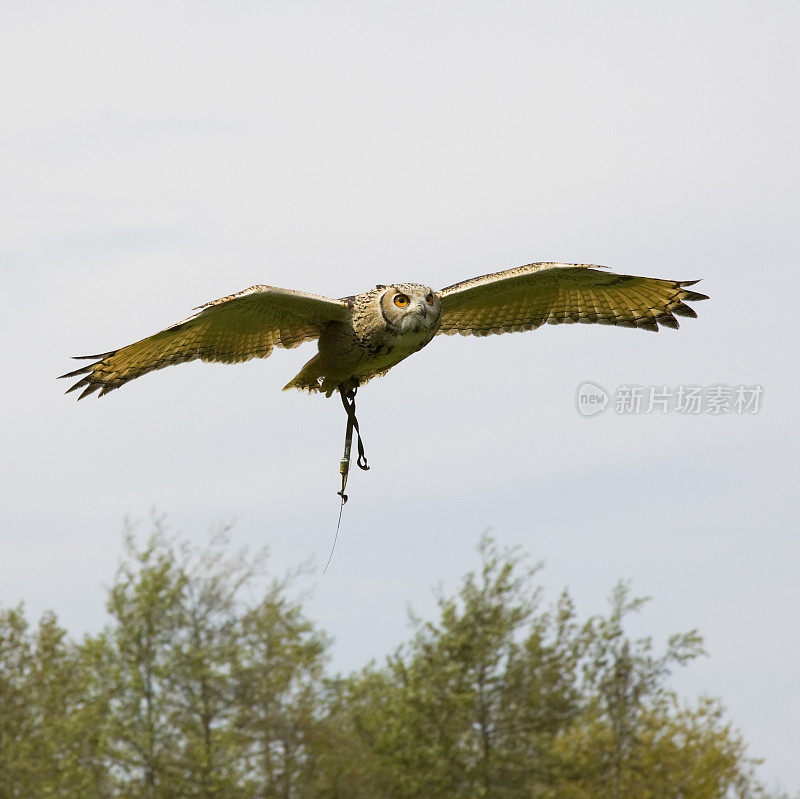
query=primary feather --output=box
[60,285,351,399]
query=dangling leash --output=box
[337,385,369,500]
[323,384,370,574]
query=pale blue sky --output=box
[2,0,798,789]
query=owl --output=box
[61,261,708,401]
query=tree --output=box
[318,537,584,798]
[99,522,189,797]
[0,606,109,798]
[95,514,330,798]
[319,536,779,799]
[233,577,329,798]
[162,531,262,799]
[0,604,37,796]
[0,522,790,798]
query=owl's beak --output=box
[416,301,427,318]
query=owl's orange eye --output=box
[393,293,410,308]
[425,292,434,305]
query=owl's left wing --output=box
[437,262,708,336]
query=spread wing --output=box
[60,285,352,399]
[437,262,708,336]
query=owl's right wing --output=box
[437,262,708,336]
[60,285,352,399]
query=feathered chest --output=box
[356,325,437,367]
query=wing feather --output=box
[60,285,352,399]
[437,263,708,337]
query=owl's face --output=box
[378,283,441,334]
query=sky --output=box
[2,0,798,790]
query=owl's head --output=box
[377,283,441,334]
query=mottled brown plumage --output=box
[60,263,708,399]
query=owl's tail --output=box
[283,354,326,394]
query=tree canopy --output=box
[0,519,790,798]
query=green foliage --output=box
[0,524,791,798]
[0,606,110,797]
[309,536,785,799]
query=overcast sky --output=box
[2,0,798,790]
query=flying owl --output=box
[60,262,708,401]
